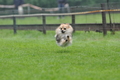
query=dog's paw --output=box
[67,36,69,38]
[65,36,69,42]
[67,35,69,38]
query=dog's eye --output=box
[64,28,66,30]
[60,28,62,30]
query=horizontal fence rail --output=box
[0,23,120,30]
[0,9,120,18]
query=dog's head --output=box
[59,23,71,33]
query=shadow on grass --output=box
[56,49,71,54]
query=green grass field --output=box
[0,30,120,80]
[0,13,120,25]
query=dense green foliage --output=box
[0,0,120,7]
[0,30,120,80]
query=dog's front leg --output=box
[66,36,72,42]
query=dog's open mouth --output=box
[61,30,65,33]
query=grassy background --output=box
[0,13,120,25]
[0,30,120,80]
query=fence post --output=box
[107,0,112,30]
[42,15,46,34]
[71,15,75,32]
[13,16,17,34]
[101,3,107,36]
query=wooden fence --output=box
[0,4,120,35]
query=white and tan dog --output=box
[55,23,73,47]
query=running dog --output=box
[55,23,73,47]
